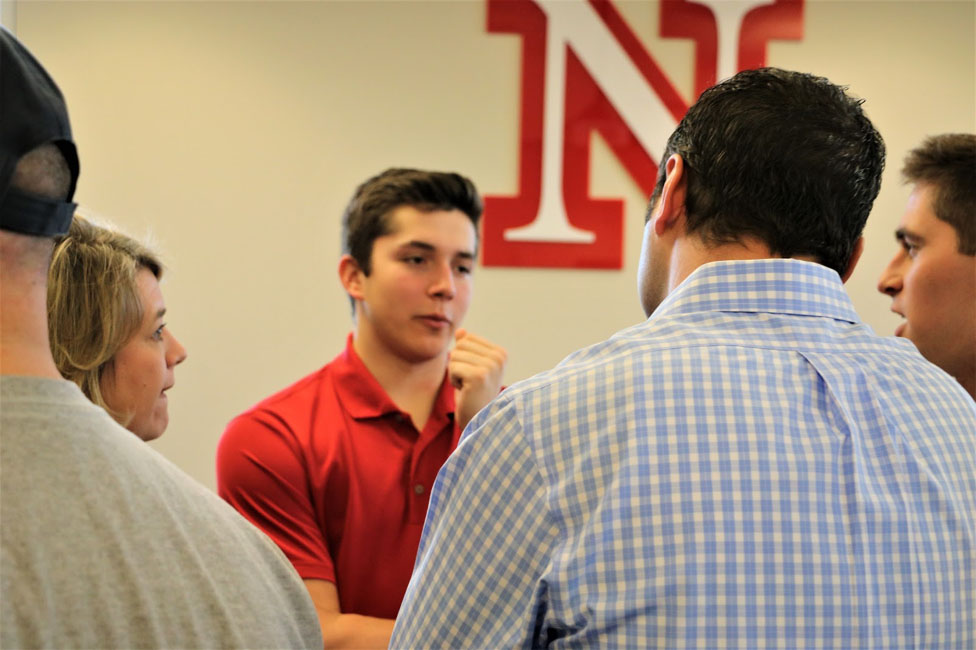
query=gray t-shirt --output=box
[1,376,323,649]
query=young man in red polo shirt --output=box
[217,168,507,649]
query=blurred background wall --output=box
[6,0,974,489]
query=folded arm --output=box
[304,579,394,650]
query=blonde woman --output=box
[47,216,187,441]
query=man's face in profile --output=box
[877,182,976,381]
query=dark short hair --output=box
[341,168,483,275]
[648,67,885,276]
[902,133,975,255]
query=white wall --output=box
[11,0,975,489]
[0,1,14,30]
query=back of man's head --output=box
[1,27,79,239]
[650,67,885,276]
[901,133,975,255]
[1,28,80,376]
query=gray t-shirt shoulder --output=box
[1,376,322,649]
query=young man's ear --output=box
[651,154,688,237]
[840,237,864,284]
[338,254,366,300]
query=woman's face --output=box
[100,268,187,441]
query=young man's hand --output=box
[448,329,507,432]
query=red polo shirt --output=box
[216,335,460,619]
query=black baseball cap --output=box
[0,27,79,237]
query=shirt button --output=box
[413,484,425,495]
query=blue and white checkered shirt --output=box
[391,259,976,649]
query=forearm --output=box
[304,579,394,650]
[315,610,394,650]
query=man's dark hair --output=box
[341,168,482,275]
[902,133,975,255]
[648,67,885,276]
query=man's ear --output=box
[338,254,366,300]
[652,154,688,237]
[840,237,864,284]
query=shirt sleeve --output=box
[390,396,559,649]
[216,409,336,584]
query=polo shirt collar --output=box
[653,258,861,325]
[331,333,455,423]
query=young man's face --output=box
[877,183,976,385]
[354,205,477,364]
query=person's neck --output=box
[668,236,815,294]
[351,329,447,431]
[0,285,61,379]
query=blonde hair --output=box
[47,216,162,420]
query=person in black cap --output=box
[0,27,323,648]
[0,23,79,239]
[0,25,81,378]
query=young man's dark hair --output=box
[342,168,483,275]
[649,67,885,276]
[901,133,975,254]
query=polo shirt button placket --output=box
[413,484,425,495]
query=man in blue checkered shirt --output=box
[391,68,976,649]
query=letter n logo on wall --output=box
[482,0,803,269]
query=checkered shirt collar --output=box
[653,258,861,324]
